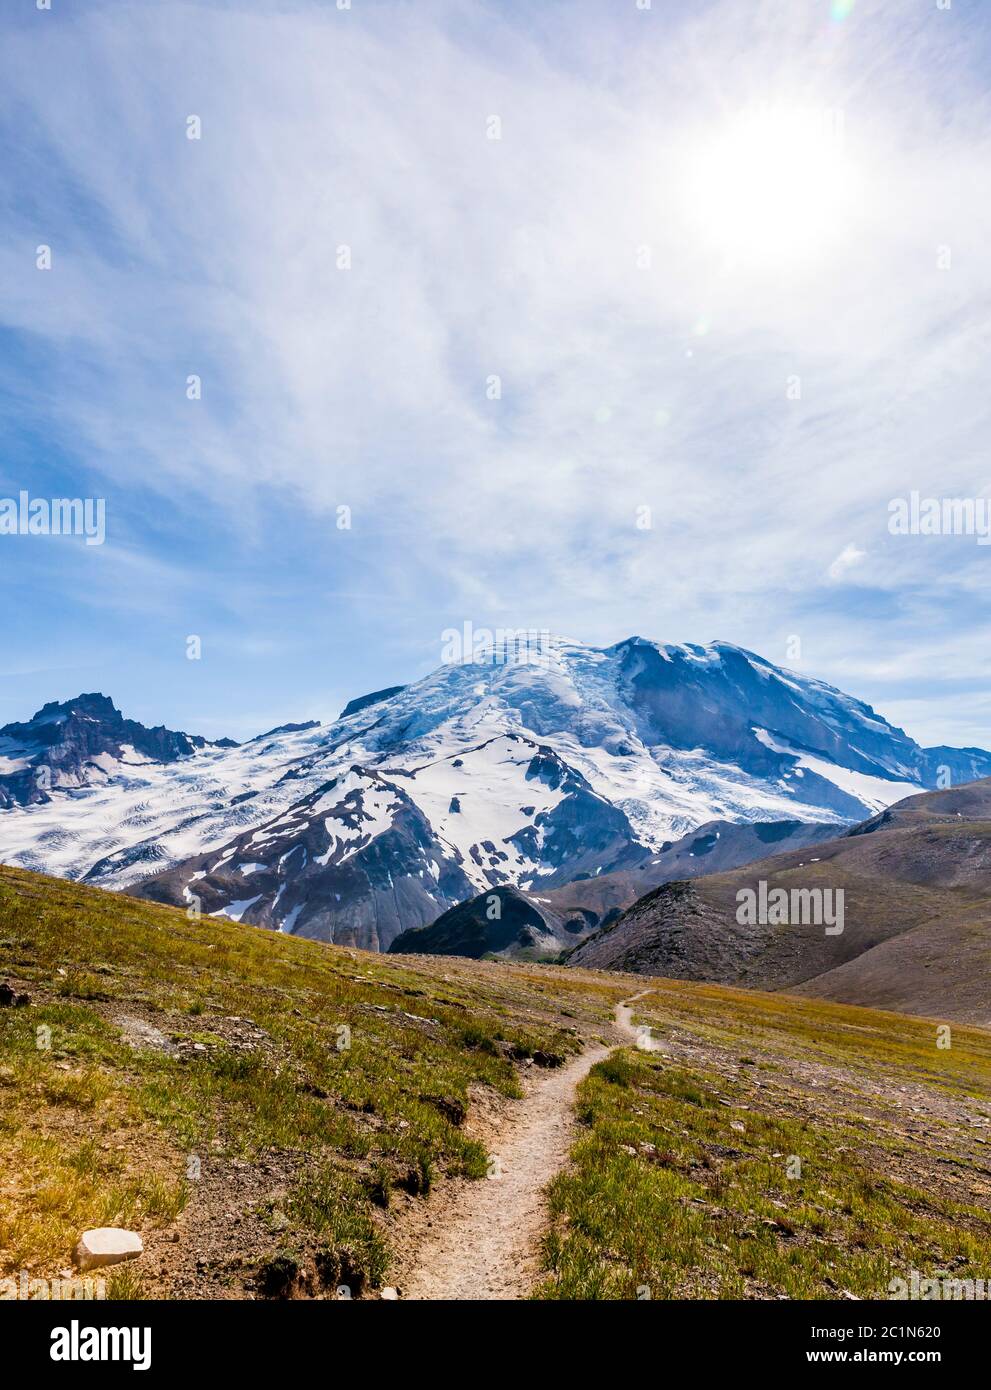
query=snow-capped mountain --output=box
[2,636,988,951]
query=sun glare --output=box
[686,105,860,270]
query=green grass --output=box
[626,977,991,1097]
[535,984,991,1300]
[5,865,989,1300]
[0,865,617,1293]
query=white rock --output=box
[73,1227,143,1272]
[380,1287,399,1300]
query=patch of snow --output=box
[279,903,303,934]
[210,895,262,922]
[752,729,918,812]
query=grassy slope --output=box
[537,981,991,1299]
[0,866,619,1297]
[2,866,990,1301]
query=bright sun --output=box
[687,106,860,270]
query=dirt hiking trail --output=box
[397,992,652,1301]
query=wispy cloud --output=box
[828,544,867,581]
[2,0,990,743]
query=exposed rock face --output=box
[339,686,406,719]
[137,766,480,951]
[247,721,320,742]
[0,693,233,808]
[616,639,913,787]
[390,885,579,960]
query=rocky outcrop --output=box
[339,686,407,719]
[390,885,576,960]
[0,693,233,808]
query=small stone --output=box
[730,1121,746,1133]
[72,1228,143,1272]
[380,1287,399,1300]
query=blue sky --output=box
[2,0,991,745]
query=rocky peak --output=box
[0,694,233,808]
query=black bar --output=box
[3,1298,979,1376]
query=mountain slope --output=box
[389,818,833,961]
[134,736,653,950]
[0,863,602,1299]
[3,865,990,1302]
[567,778,991,1024]
[2,636,988,952]
[137,766,481,952]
